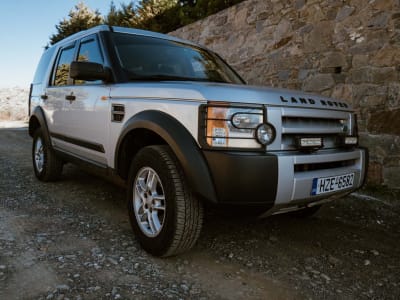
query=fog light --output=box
[297,137,323,148]
[256,123,275,145]
[344,136,358,145]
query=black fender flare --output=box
[29,106,52,147]
[115,110,218,204]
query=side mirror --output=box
[70,61,111,82]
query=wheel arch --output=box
[29,106,51,146]
[115,110,218,204]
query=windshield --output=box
[111,32,245,84]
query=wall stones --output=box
[336,5,355,22]
[368,109,400,135]
[303,74,335,92]
[170,0,400,189]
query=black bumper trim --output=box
[203,150,278,205]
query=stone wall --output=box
[171,0,400,189]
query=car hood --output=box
[110,81,353,111]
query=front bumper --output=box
[203,148,367,207]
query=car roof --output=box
[51,25,201,49]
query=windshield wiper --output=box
[128,74,194,81]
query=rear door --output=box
[45,43,76,136]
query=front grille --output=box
[282,116,345,150]
[294,159,356,172]
[266,106,355,151]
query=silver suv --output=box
[29,25,367,256]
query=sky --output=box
[0,0,137,88]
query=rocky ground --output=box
[0,123,399,299]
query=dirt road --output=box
[1,124,399,299]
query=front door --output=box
[47,35,110,166]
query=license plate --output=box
[311,173,355,195]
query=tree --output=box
[135,0,179,32]
[105,1,138,27]
[135,0,178,22]
[104,0,179,32]
[49,0,246,45]
[179,0,245,26]
[49,2,103,45]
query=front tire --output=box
[32,128,63,181]
[127,145,204,257]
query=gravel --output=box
[1,125,400,299]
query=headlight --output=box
[256,123,275,145]
[344,136,358,145]
[340,113,358,136]
[340,113,358,147]
[201,104,275,149]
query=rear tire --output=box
[127,145,204,257]
[32,128,63,181]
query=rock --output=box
[303,74,335,92]
[303,21,333,53]
[56,284,70,291]
[364,260,371,266]
[273,18,292,43]
[91,247,102,256]
[328,255,341,266]
[368,109,400,135]
[368,12,390,29]
[370,67,398,84]
[295,0,305,10]
[181,284,189,292]
[278,70,290,81]
[298,273,311,280]
[336,6,355,22]
[321,273,331,281]
[107,257,119,265]
[321,52,348,69]
[111,287,119,296]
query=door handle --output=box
[65,95,76,101]
[40,94,48,100]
